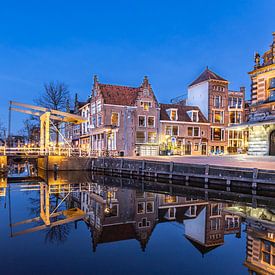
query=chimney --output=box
[93,75,98,85]
[254,52,261,69]
[240,86,245,94]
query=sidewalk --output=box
[129,155,275,171]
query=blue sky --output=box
[0,0,274,132]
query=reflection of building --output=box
[184,202,241,255]
[159,104,210,155]
[245,220,275,274]
[78,185,158,251]
[0,178,7,197]
[76,186,242,254]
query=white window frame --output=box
[138,115,146,127]
[147,116,155,128]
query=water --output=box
[0,172,275,275]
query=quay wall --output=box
[91,157,275,189]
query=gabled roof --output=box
[160,103,208,123]
[98,83,141,106]
[185,235,222,256]
[189,67,228,87]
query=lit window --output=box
[148,132,156,143]
[141,101,152,111]
[148,116,155,127]
[170,110,178,121]
[213,111,224,123]
[194,143,199,151]
[111,112,119,126]
[136,131,146,143]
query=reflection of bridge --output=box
[0,146,90,157]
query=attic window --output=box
[141,101,152,111]
[188,110,199,122]
[168,109,178,121]
[143,88,149,96]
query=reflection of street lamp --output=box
[104,191,113,216]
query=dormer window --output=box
[167,109,178,121]
[187,110,199,122]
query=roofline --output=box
[188,78,229,88]
[248,63,275,75]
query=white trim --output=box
[104,104,138,108]
[160,120,210,125]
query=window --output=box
[210,203,222,216]
[97,115,102,126]
[192,111,199,122]
[141,101,152,111]
[211,128,225,141]
[164,195,177,203]
[165,126,179,136]
[137,202,145,214]
[96,100,101,112]
[213,110,224,123]
[210,218,221,230]
[146,202,154,213]
[136,131,146,143]
[170,110,178,121]
[214,96,222,108]
[237,98,242,108]
[111,112,119,126]
[92,117,96,128]
[148,116,155,127]
[138,116,146,127]
[148,132,157,143]
[261,240,275,266]
[186,205,197,217]
[194,143,199,151]
[187,127,200,137]
[91,103,96,114]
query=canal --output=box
[0,171,274,275]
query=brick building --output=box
[230,32,275,156]
[73,75,160,157]
[159,104,210,155]
[187,67,246,154]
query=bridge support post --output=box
[40,112,51,155]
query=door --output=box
[270,131,275,156]
[201,143,207,155]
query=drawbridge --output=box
[1,101,87,157]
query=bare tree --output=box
[0,119,6,142]
[35,82,70,146]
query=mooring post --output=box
[205,164,209,183]
[141,160,145,176]
[169,162,174,179]
[252,168,258,189]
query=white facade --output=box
[187,82,209,118]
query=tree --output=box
[0,119,6,143]
[35,82,70,146]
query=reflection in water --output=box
[3,171,275,274]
